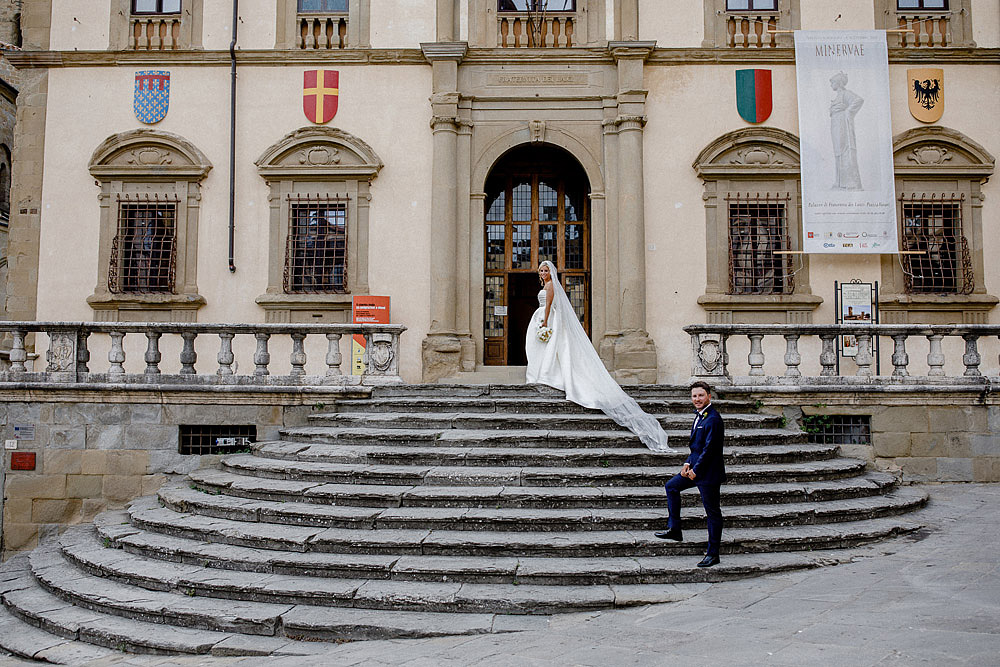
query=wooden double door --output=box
[483,145,590,366]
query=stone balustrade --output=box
[726,14,778,48]
[895,13,952,47]
[685,323,1000,386]
[298,14,348,49]
[0,322,406,386]
[498,14,575,47]
[130,16,181,50]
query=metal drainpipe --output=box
[228,0,239,273]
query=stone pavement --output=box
[2,483,998,667]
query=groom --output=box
[654,381,726,567]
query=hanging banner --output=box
[352,296,390,375]
[794,31,898,254]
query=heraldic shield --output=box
[908,68,944,123]
[304,70,339,124]
[735,69,772,124]
[134,71,170,124]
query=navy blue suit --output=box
[664,405,726,557]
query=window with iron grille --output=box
[284,196,348,294]
[499,1,576,11]
[298,0,348,11]
[179,425,257,456]
[805,415,871,446]
[109,196,177,294]
[727,193,793,295]
[897,0,948,9]
[900,194,973,295]
[132,0,181,14]
[727,0,778,10]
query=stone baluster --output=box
[855,333,874,377]
[254,333,271,377]
[819,333,838,376]
[217,332,235,376]
[926,334,945,376]
[290,333,307,376]
[783,333,801,377]
[76,331,91,374]
[891,334,910,378]
[108,331,126,378]
[747,334,765,376]
[9,329,27,372]
[962,333,981,377]
[144,331,162,375]
[325,333,342,376]
[179,332,198,374]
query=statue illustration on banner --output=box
[908,68,944,123]
[304,70,339,124]
[134,71,170,124]
[794,31,898,254]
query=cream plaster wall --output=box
[972,0,1000,48]
[49,0,111,51]
[800,0,875,31]
[371,0,437,48]
[637,0,702,48]
[37,65,433,383]
[204,0,275,51]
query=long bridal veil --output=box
[530,261,674,453]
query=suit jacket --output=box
[686,405,726,486]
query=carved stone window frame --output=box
[254,127,383,323]
[875,0,974,47]
[693,127,821,324]
[87,129,212,321]
[703,0,799,48]
[879,126,996,323]
[468,0,605,47]
[275,0,371,49]
[109,0,204,50]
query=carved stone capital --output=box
[615,115,647,131]
[430,115,461,131]
[608,40,657,61]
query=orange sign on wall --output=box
[352,296,390,375]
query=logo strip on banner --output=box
[793,31,898,255]
[735,69,772,124]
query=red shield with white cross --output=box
[303,70,339,124]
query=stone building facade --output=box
[1,0,997,385]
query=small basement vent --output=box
[179,425,257,455]
[805,415,871,446]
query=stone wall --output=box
[747,388,1000,485]
[0,388,354,557]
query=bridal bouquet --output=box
[536,326,553,343]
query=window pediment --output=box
[255,127,383,181]
[694,127,800,178]
[89,129,212,181]
[893,127,995,177]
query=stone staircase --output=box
[0,384,928,660]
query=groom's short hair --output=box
[690,381,712,395]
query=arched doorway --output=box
[483,144,590,365]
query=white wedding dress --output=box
[525,261,673,453]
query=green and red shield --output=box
[735,69,772,124]
[303,70,339,124]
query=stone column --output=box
[436,0,459,41]
[421,42,468,382]
[606,42,658,384]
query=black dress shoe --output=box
[697,554,720,568]
[654,529,683,541]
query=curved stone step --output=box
[0,599,116,664]
[331,396,759,415]
[311,412,781,432]
[251,441,837,468]
[126,500,924,557]
[158,483,926,532]
[219,454,866,487]
[278,426,808,449]
[189,468,898,509]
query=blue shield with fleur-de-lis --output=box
[134,71,170,124]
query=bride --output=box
[525,261,673,453]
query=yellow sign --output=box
[907,68,944,124]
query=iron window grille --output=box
[806,415,871,446]
[900,194,973,295]
[179,425,257,456]
[109,194,178,294]
[132,0,182,14]
[726,0,778,11]
[284,196,349,294]
[727,193,793,295]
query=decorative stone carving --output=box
[366,332,398,376]
[529,120,546,144]
[126,147,173,166]
[298,146,341,166]
[730,146,783,166]
[46,332,77,373]
[906,145,952,165]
